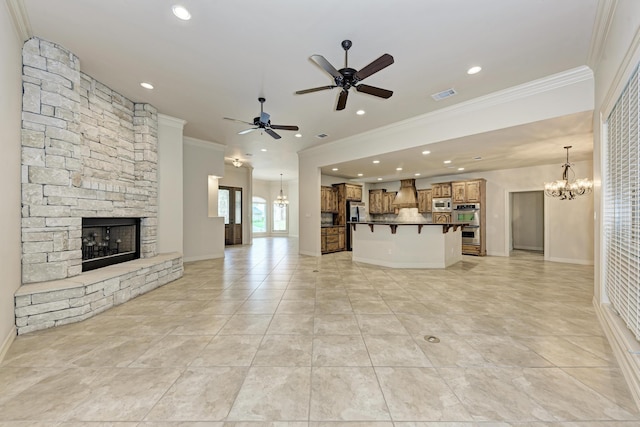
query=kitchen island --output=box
[349,221,464,268]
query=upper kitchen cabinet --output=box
[452,179,485,203]
[432,182,452,198]
[417,189,432,213]
[345,184,363,201]
[320,186,338,212]
[382,191,398,214]
[369,189,384,214]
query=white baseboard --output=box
[513,245,544,251]
[299,250,319,257]
[184,252,225,263]
[546,256,594,265]
[594,299,640,410]
[0,326,17,363]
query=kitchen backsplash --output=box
[321,212,334,226]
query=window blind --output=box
[604,62,640,340]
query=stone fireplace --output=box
[16,38,183,334]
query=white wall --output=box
[157,114,186,254]
[299,68,594,256]
[183,137,226,261]
[0,2,23,360]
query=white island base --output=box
[350,223,463,269]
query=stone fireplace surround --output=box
[17,38,183,334]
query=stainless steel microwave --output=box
[432,198,452,212]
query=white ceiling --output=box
[21,0,598,181]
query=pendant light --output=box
[544,146,593,200]
[274,173,289,207]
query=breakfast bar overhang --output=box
[349,222,464,268]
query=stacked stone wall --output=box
[21,38,158,284]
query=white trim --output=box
[184,136,226,152]
[588,0,618,70]
[513,245,544,251]
[6,0,31,41]
[546,256,594,265]
[594,300,640,408]
[299,250,318,257]
[0,326,17,363]
[299,66,594,158]
[158,113,187,129]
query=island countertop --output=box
[347,221,467,234]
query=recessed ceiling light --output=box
[377,178,383,181]
[261,148,267,152]
[295,133,302,138]
[332,168,338,171]
[458,167,465,171]
[356,110,365,115]
[372,160,380,164]
[396,167,403,171]
[357,173,363,177]
[140,82,154,90]
[422,150,431,155]
[467,66,482,75]
[172,5,191,20]
[414,173,421,176]
[443,160,452,164]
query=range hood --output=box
[392,179,418,209]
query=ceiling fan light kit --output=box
[296,40,394,110]
[224,97,299,140]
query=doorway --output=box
[219,186,243,245]
[510,191,544,254]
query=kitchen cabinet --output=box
[369,189,384,214]
[417,189,432,213]
[345,184,362,201]
[322,226,343,253]
[433,212,452,224]
[432,182,452,198]
[333,183,363,226]
[338,226,345,250]
[452,179,484,203]
[382,191,397,214]
[320,186,338,212]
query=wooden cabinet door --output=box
[432,185,442,198]
[369,189,383,214]
[441,183,452,198]
[417,190,427,213]
[321,229,327,252]
[382,191,396,213]
[320,187,328,211]
[452,182,466,203]
[338,227,345,250]
[466,180,481,202]
[425,189,432,212]
[433,212,451,224]
[345,184,362,201]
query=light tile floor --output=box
[1,237,639,426]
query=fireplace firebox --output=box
[82,218,141,272]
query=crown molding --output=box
[300,66,594,158]
[158,113,187,129]
[588,0,618,71]
[6,0,31,41]
[183,136,225,152]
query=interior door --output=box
[219,186,243,245]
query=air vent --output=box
[316,133,329,139]
[431,88,457,101]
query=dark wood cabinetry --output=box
[321,183,361,254]
[322,226,345,253]
[320,186,338,212]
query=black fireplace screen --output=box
[82,218,141,272]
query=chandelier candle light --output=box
[544,145,593,200]
[232,158,242,168]
[274,173,289,207]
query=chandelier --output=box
[232,158,242,168]
[274,173,289,207]
[544,146,593,200]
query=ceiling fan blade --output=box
[336,90,348,111]
[355,84,393,99]
[355,53,394,81]
[295,85,336,95]
[270,124,299,131]
[265,128,282,140]
[260,111,270,124]
[224,117,254,126]
[238,128,257,135]
[310,55,342,79]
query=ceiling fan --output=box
[296,40,394,111]
[223,97,299,140]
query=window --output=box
[252,197,267,233]
[604,62,640,339]
[273,204,287,232]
